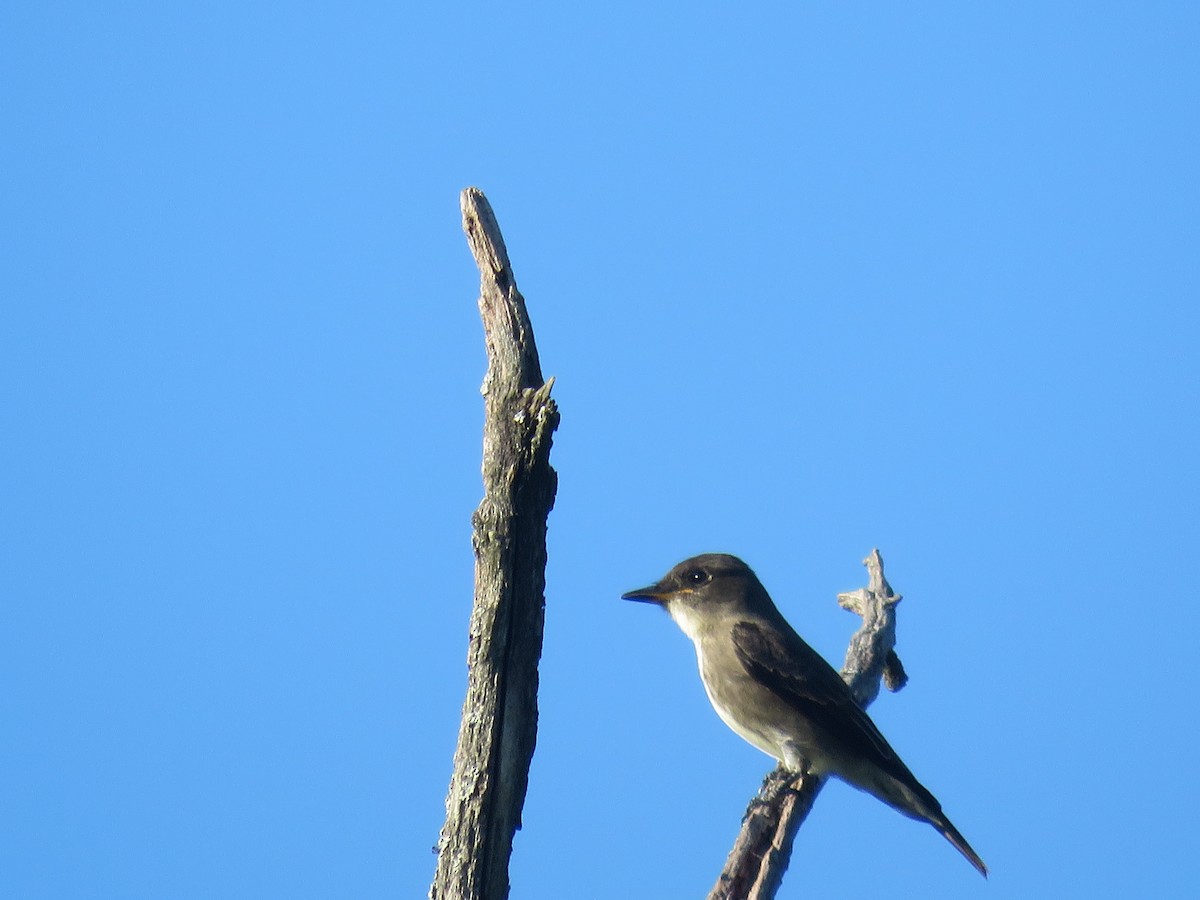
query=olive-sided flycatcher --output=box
[622,553,987,877]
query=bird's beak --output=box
[621,582,671,604]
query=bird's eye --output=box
[687,569,710,586]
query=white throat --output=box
[667,600,707,644]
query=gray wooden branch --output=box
[430,188,559,900]
[707,549,904,900]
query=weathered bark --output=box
[708,550,904,900]
[431,188,559,900]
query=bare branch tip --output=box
[459,187,511,276]
[460,185,487,209]
[522,378,556,410]
[836,587,868,616]
[883,650,909,692]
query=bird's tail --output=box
[854,765,988,877]
[934,815,988,879]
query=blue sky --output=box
[3,2,1198,897]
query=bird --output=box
[622,552,987,877]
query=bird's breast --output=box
[687,630,797,765]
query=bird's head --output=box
[622,553,768,638]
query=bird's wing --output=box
[730,620,912,781]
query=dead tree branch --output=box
[431,188,559,900]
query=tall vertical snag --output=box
[431,188,559,900]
